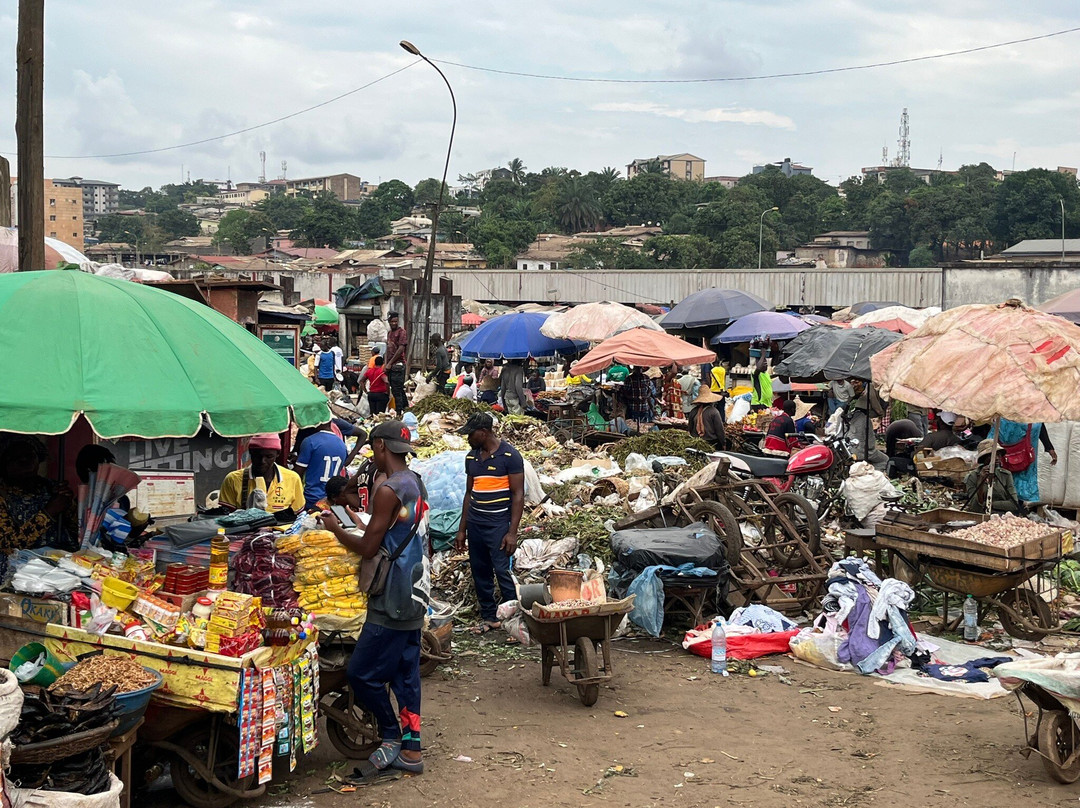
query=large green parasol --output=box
[0,270,330,438]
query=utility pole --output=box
[0,157,11,227]
[16,0,45,271]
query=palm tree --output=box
[639,159,666,176]
[555,177,603,234]
[507,158,527,185]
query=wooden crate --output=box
[876,509,1066,572]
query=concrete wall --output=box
[941,267,1080,308]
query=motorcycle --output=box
[713,432,860,524]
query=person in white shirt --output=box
[454,376,476,401]
[330,340,345,383]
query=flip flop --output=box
[470,622,501,635]
[342,761,404,786]
[369,740,402,769]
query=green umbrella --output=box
[301,324,317,336]
[313,304,338,325]
[0,270,329,438]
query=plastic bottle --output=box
[711,620,729,676]
[963,595,979,641]
[209,528,229,589]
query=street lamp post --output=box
[758,206,779,269]
[1061,198,1067,265]
[400,40,457,370]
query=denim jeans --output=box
[388,363,407,413]
[347,622,422,751]
[467,520,516,622]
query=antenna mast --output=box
[893,108,910,167]
[259,151,266,184]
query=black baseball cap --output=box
[369,420,414,454]
[458,413,495,435]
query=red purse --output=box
[1000,425,1034,472]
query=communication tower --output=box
[259,151,267,184]
[892,108,911,167]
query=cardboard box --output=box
[0,594,69,625]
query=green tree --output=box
[370,180,414,219]
[602,173,693,226]
[213,209,276,254]
[507,158,527,185]
[118,187,153,209]
[567,240,652,270]
[291,192,357,248]
[993,168,1080,246]
[908,244,937,266]
[255,194,312,231]
[464,216,537,267]
[554,177,603,233]
[354,200,391,241]
[156,207,201,240]
[642,234,722,268]
[95,213,146,245]
[867,190,914,252]
[413,178,448,208]
[438,209,468,242]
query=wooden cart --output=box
[874,509,1070,639]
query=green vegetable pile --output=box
[607,431,715,469]
[410,394,492,419]
[1058,559,1080,594]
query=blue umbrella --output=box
[458,312,588,359]
[711,311,811,344]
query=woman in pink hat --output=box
[218,433,304,515]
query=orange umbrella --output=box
[872,299,1080,422]
[571,327,715,375]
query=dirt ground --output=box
[153,633,1077,808]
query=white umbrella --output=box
[540,300,663,342]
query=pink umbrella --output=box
[461,312,486,327]
[541,300,662,342]
[571,327,715,375]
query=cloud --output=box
[593,101,796,131]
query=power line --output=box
[434,26,1080,84]
[1,61,420,161]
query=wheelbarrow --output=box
[522,598,634,707]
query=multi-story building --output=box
[44,180,84,249]
[626,154,706,181]
[753,158,813,178]
[52,177,119,220]
[283,173,371,201]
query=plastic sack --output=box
[356,392,371,418]
[0,668,24,739]
[580,570,607,603]
[646,455,688,467]
[624,453,650,473]
[428,509,462,553]
[496,601,531,645]
[631,486,657,513]
[840,461,898,521]
[683,624,800,660]
[514,537,578,574]
[410,450,469,511]
[10,772,124,808]
[626,568,664,637]
[412,373,437,404]
[789,619,850,671]
[727,396,751,424]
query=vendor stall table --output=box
[107,717,143,808]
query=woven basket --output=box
[10,720,118,765]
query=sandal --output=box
[342,761,404,786]
[369,740,402,770]
[391,753,425,774]
[470,621,501,635]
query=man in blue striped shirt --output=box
[455,414,524,634]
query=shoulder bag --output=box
[1000,425,1035,473]
[357,473,426,597]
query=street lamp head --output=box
[771,206,779,211]
[400,40,422,56]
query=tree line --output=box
[98,161,1080,267]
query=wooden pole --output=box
[16,0,45,271]
[0,156,11,227]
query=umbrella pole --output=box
[986,415,1000,515]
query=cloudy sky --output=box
[0,0,1077,191]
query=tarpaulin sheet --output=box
[611,522,728,573]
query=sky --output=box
[0,0,1078,191]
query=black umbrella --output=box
[848,300,902,317]
[661,288,773,331]
[773,325,902,381]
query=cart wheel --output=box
[551,428,573,444]
[1039,710,1080,783]
[541,645,554,686]
[765,492,822,569]
[573,638,600,707]
[997,588,1054,641]
[323,692,381,759]
[170,721,252,808]
[419,629,443,678]
[686,501,742,568]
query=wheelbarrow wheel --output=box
[573,637,600,707]
[1039,710,1080,783]
[170,721,252,808]
[765,492,821,569]
[324,692,381,759]
[685,501,742,567]
[997,588,1054,641]
[419,629,442,678]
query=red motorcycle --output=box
[715,433,858,524]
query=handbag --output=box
[1000,425,1035,472]
[357,474,426,597]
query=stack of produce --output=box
[948,513,1051,548]
[280,530,367,620]
[233,533,297,608]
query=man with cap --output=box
[455,414,524,634]
[686,388,726,450]
[384,312,409,412]
[319,421,429,777]
[965,440,1021,514]
[219,434,304,515]
[920,411,962,452]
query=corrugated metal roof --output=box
[438,268,943,309]
[1001,239,1080,255]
